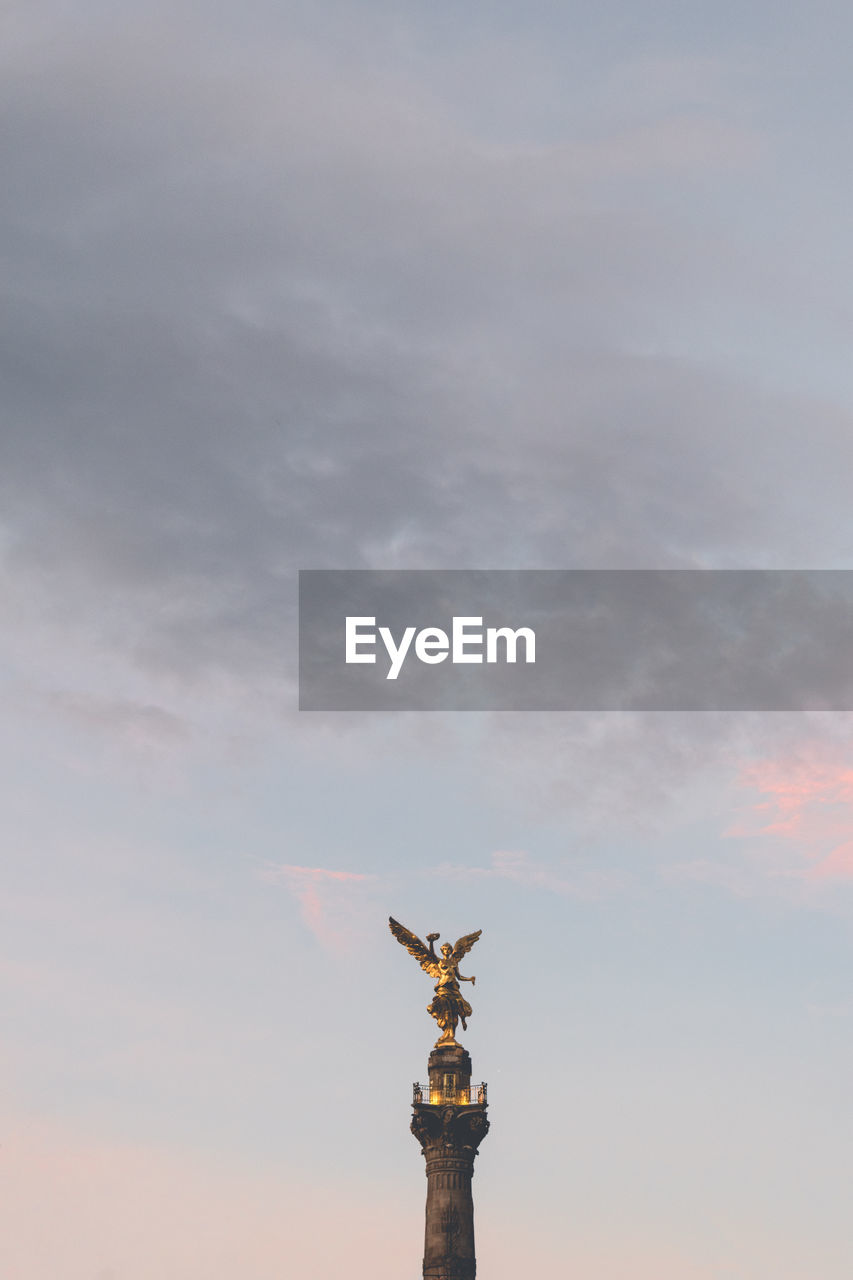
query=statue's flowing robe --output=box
[427,972,472,1028]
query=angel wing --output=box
[389,917,438,974]
[451,928,482,965]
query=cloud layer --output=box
[4,2,853,698]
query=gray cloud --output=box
[2,0,853,698]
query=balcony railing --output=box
[413,1082,488,1106]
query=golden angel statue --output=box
[389,917,482,1046]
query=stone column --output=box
[411,1044,489,1280]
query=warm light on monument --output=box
[390,917,490,1280]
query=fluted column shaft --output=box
[411,1045,489,1280]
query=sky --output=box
[2,1,853,1276]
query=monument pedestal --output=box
[411,1044,489,1280]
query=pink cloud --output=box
[260,863,375,950]
[810,838,853,882]
[729,746,853,883]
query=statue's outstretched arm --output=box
[457,970,476,984]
